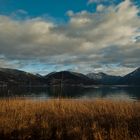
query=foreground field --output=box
[0,99,140,140]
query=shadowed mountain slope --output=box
[45,71,97,85]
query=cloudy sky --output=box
[0,0,140,75]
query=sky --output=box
[0,0,140,75]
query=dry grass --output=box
[0,98,140,140]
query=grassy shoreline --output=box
[0,99,140,140]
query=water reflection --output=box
[0,85,140,100]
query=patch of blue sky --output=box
[0,0,139,22]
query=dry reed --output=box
[0,98,139,140]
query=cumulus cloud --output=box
[96,4,105,12]
[0,0,140,75]
[88,0,118,4]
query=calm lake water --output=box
[0,86,140,101]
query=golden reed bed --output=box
[0,98,140,140]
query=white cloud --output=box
[88,0,117,4]
[96,4,105,12]
[13,9,28,15]
[0,0,139,75]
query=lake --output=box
[0,85,140,101]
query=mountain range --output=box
[45,71,96,85]
[118,67,140,85]
[0,67,140,86]
[86,72,121,85]
[0,68,46,86]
